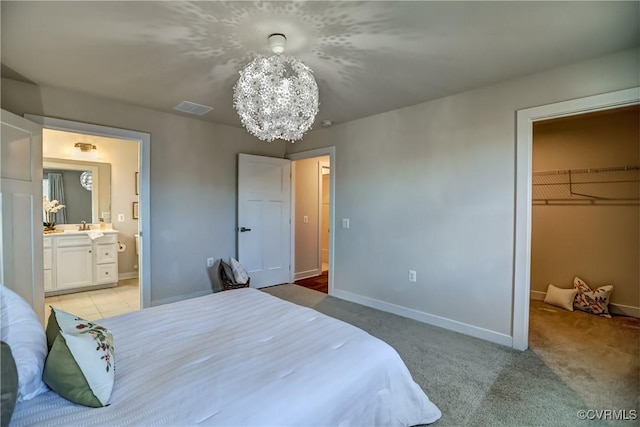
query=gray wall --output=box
[2,47,638,341]
[286,48,639,338]
[2,78,285,305]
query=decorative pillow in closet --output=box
[543,284,578,311]
[573,276,613,318]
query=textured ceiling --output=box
[2,1,638,129]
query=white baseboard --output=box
[530,290,546,301]
[118,272,139,281]
[333,289,513,347]
[151,290,210,307]
[294,268,322,281]
[609,303,640,318]
[530,290,639,318]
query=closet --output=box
[530,105,639,316]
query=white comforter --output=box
[12,288,441,426]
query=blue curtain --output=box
[48,173,67,224]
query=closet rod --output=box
[533,165,639,176]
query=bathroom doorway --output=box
[26,114,151,316]
[41,128,142,321]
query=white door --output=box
[0,109,44,323]
[238,154,291,288]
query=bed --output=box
[5,287,441,426]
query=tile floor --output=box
[45,278,139,323]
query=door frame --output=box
[287,147,336,295]
[24,114,152,308]
[512,87,639,350]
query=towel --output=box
[86,230,104,240]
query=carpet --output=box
[262,284,639,426]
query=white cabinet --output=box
[44,232,119,295]
[94,234,118,285]
[44,237,54,292]
[56,246,93,290]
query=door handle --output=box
[239,227,252,232]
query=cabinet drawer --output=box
[95,264,118,285]
[43,237,52,248]
[44,248,52,270]
[95,234,117,244]
[96,244,117,264]
[56,236,91,247]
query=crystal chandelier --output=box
[233,33,319,142]
[80,171,92,191]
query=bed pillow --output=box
[543,284,578,311]
[1,341,19,426]
[0,285,49,401]
[43,308,115,407]
[573,276,613,318]
[230,257,250,284]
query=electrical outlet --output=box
[408,270,417,282]
[207,257,214,268]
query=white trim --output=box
[530,290,546,301]
[294,269,322,281]
[118,272,139,281]
[334,289,513,347]
[286,147,336,296]
[24,114,152,309]
[513,87,640,351]
[609,303,640,319]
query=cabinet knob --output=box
[89,250,92,253]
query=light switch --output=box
[342,218,350,229]
[117,213,125,222]
[303,215,309,223]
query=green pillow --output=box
[1,341,18,426]
[43,308,115,407]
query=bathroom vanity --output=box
[44,230,119,295]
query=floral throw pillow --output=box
[573,276,613,318]
[43,308,114,407]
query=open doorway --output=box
[513,87,639,350]
[291,155,330,293]
[41,128,141,321]
[527,105,639,414]
[25,114,151,311]
[287,147,336,295]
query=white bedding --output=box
[12,288,441,426]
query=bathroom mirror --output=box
[43,158,111,224]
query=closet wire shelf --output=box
[532,165,639,205]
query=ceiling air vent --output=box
[173,101,213,116]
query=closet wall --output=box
[531,105,639,316]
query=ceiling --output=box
[2,1,638,130]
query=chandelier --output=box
[233,33,319,142]
[80,171,92,191]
